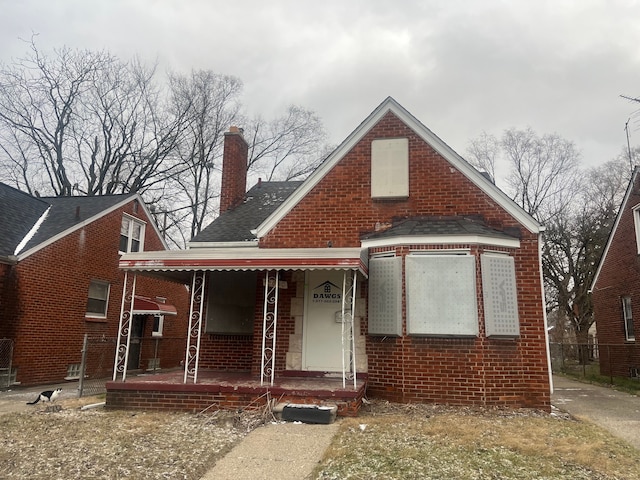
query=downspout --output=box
[539,232,554,395]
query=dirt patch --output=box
[0,394,264,479]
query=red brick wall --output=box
[592,173,640,377]
[198,334,253,371]
[219,129,248,214]
[256,111,550,410]
[3,199,190,386]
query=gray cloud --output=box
[1,0,639,167]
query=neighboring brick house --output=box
[0,183,189,386]
[118,98,552,411]
[591,166,640,378]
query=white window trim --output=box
[86,280,110,319]
[119,214,146,254]
[152,315,164,337]
[622,296,635,342]
[633,205,640,255]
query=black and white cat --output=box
[26,388,62,405]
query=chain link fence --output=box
[0,338,13,388]
[550,341,640,383]
[77,335,187,397]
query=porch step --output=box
[273,402,338,424]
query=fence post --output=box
[78,334,89,398]
[608,344,613,385]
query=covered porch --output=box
[109,247,369,416]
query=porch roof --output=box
[132,295,177,316]
[119,247,368,283]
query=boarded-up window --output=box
[481,254,520,337]
[371,138,409,198]
[406,255,478,336]
[368,256,402,336]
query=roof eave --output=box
[361,234,521,250]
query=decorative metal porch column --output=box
[341,270,358,390]
[113,272,137,381]
[260,270,279,386]
[184,270,206,383]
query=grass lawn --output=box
[313,403,640,480]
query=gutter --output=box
[0,255,18,266]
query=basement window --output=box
[371,138,409,198]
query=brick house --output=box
[112,97,551,413]
[591,166,640,378]
[0,183,189,386]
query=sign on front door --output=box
[303,270,347,372]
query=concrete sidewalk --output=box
[200,420,340,480]
[551,375,640,450]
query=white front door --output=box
[303,270,347,372]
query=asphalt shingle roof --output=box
[361,216,520,240]
[191,181,302,243]
[22,194,135,252]
[0,181,136,258]
[0,183,49,257]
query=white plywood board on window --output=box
[368,256,402,336]
[406,255,478,336]
[481,254,520,337]
[371,138,409,198]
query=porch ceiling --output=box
[119,247,369,284]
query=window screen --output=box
[406,255,478,336]
[206,271,257,334]
[481,254,520,337]
[368,256,402,335]
[371,138,409,198]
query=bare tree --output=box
[0,39,192,199]
[465,131,499,181]
[245,105,331,182]
[0,41,331,247]
[502,128,582,222]
[0,38,115,195]
[163,70,243,240]
[543,157,631,357]
[467,128,630,360]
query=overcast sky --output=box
[2,0,639,170]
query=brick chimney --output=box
[219,126,248,214]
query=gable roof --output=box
[190,181,302,246]
[590,166,640,292]
[0,183,50,259]
[0,182,168,261]
[254,97,543,239]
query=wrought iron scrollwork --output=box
[113,272,136,381]
[184,271,206,383]
[261,270,279,386]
